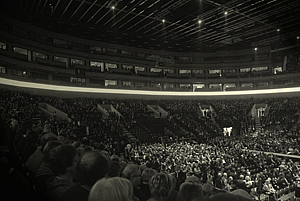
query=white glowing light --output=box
[1,77,300,97]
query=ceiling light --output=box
[254,47,258,51]
[277,29,280,32]
[224,11,228,15]
[111,6,115,9]
[198,20,202,24]
[297,36,299,40]
[162,19,165,23]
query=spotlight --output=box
[224,11,228,15]
[198,19,202,24]
[108,0,118,9]
[254,47,257,51]
[297,36,299,40]
[162,19,165,23]
[277,29,280,32]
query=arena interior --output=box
[0,0,300,201]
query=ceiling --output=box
[2,0,300,52]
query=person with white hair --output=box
[244,175,253,190]
[263,178,276,195]
[224,176,234,192]
[88,177,136,201]
[122,164,147,201]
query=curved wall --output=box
[1,77,300,100]
[0,13,300,94]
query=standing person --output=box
[26,132,58,176]
[140,168,158,199]
[88,177,136,201]
[46,144,79,201]
[20,130,40,163]
[148,173,173,201]
[255,173,263,200]
[166,174,179,201]
[215,172,224,189]
[14,120,35,151]
[176,182,204,201]
[262,178,276,201]
[123,164,148,201]
[63,150,109,201]
[35,140,63,200]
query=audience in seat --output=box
[208,192,254,201]
[123,163,148,201]
[35,140,63,200]
[107,160,122,177]
[176,182,204,201]
[202,183,214,199]
[148,173,173,201]
[88,177,137,201]
[2,88,300,201]
[63,150,109,201]
[140,168,158,199]
[263,177,276,195]
[46,144,79,201]
[231,189,254,200]
[25,132,58,176]
[295,178,300,199]
[166,174,178,201]
[0,155,37,201]
[20,130,40,163]
[14,120,37,152]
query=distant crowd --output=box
[0,88,300,201]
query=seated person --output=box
[262,178,276,195]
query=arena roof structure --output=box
[2,0,300,52]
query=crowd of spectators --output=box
[1,88,300,201]
[209,99,255,129]
[261,97,299,132]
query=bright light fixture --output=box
[1,77,300,97]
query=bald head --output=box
[75,151,109,187]
[40,132,57,148]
